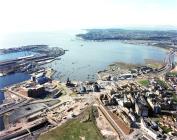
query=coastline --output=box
[76,29,177,50]
[0,45,65,76]
[120,40,172,51]
[97,60,163,80]
[77,38,173,51]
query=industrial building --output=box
[18,84,46,98]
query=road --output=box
[157,49,176,75]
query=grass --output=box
[166,72,177,77]
[156,79,168,89]
[159,124,172,134]
[172,93,177,103]
[109,62,139,70]
[38,107,103,140]
[138,79,150,87]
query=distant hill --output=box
[77,29,177,49]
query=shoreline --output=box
[78,38,173,51]
[0,45,65,76]
[120,40,172,51]
[76,29,177,50]
[97,60,163,80]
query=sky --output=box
[0,0,177,33]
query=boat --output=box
[0,72,6,77]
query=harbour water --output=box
[0,73,30,130]
[0,51,36,61]
[0,30,167,81]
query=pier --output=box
[0,45,65,75]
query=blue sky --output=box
[0,0,176,33]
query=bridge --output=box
[157,48,176,74]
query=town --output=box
[0,48,177,140]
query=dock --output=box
[0,45,65,75]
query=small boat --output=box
[0,73,5,77]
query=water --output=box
[0,30,167,81]
[0,73,30,130]
[49,41,167,81]
[0,51,36,61]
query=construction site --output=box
[0,67,95,140]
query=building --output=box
[123,94,132,108]
[36,76,49,85]
[147,98,161,114]
[116,98,124,106]
[79,86,87,94]
[19,84,46,98]
[135,97,148,117]
[127,94,135,104]
[140,118,164,140]
[117,106,136,127]
[31,72,50,85]
[160,99,172,110]
[92,84,100,92]
[119,74,133,80]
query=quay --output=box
[0,45,65,75]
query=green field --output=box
[159,124,172,134]
[166,72,177,77]
[138,79,150,87]
[156,79,168,89]
[172,93,177,103]
[38,107,103,140]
